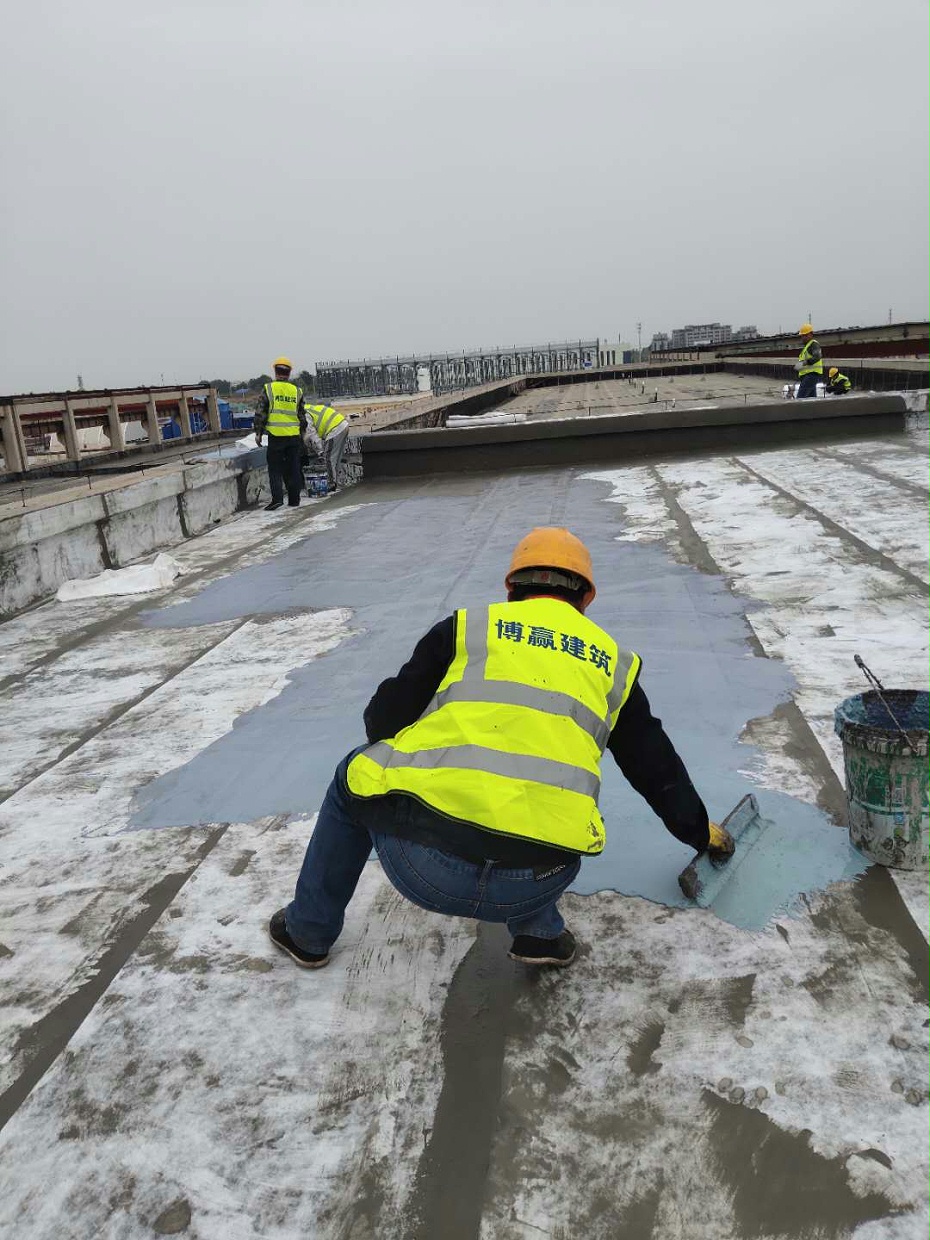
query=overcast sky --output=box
[1,0,927,392]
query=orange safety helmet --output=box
[506,527,596,603]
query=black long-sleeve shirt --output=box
[353,614,710,866]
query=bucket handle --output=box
[853,655,918,752]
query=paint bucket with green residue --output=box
[834,690,929,870]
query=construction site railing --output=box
[0,384,221,477]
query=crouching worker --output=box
[269,528,732,969]
[306,401,350,492]
[828,366,852,395]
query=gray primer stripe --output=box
[435,680,610,749]
[463,608,486,669]
[607,654,638,714]
[363,742,600,799]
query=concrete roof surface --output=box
[0,421,927,1239]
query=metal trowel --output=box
[678,793,766,907]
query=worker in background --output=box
[254,357,307,511]
[794,323,823,398]
[306,401,350,492]
[828,366,852,396]
[269,528,733,970]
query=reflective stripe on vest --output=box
[798,339,823,376]
[265,382,302,436]
[308,404,346,438]
[347,599,642,854]
[833,373,851,390]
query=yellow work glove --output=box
[707,820,735,859]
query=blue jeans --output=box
[285,751,581,954]
[796,372,820,399]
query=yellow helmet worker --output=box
[506,526,596,605]
[794,323,822,398]
[828,367,852,395]
[253,355,308,509]
[269,527,722,971]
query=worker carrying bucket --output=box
[269,528,729,969]
[835,657,929,870]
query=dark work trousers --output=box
[265,436,303,505]
[796,372,820,399]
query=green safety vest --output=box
[831,372,851,392]
[264,381,302,436]
[798,338,823,377]
[307,403,347,439]
[347,598,642,855]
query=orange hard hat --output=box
[506,527,596,601]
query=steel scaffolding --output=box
[315,340,600,398]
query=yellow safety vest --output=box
[831,372,851,392]
[347,599,642,855]
[307,404,346,439]
[798,339,823,377]
[264,381,302,437]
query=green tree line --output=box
[205,371,317,398]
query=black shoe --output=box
[287,499,300,508]
[265,501,284,511]
[508,929,576,967]
[268,909,330,969]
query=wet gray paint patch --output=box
[132,470,867,929]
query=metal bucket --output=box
[305,472,329,496]
[834,690,929,870]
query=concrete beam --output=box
[178,392,193,440]
[106,397,126,453]
[1,405,27,474]
[61,401,82,462]
[145,395,161,446]
[360,394,908,477]
[205,389,221,434]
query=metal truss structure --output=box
[315,340,600,398]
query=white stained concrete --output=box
[585,428,929,938]
[0,609,352,1098]
[0,502,362,1105]
[0,830,474,1239]
[0,451,269,617]
[0,500,355,683]
[499,374,787,421]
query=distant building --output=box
[598,340,635,367]
[670,323,733,349]
[650,322,761,352]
